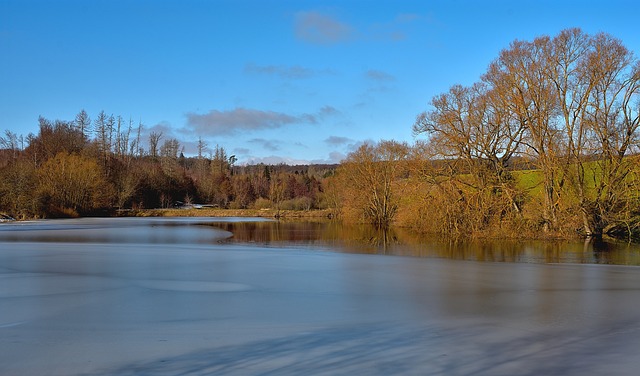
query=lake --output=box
[1,217,640,375]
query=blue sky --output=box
[2,0,639,164]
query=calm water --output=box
[2,217,639,265]
[1,217,640,375]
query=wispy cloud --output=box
[324,136,352,146]
[244,155,313,166]
[294,11,353,45]
[395,13,422,23]
[233,147,251,155]
[140,121,177,146]
[368,12,435,42]
[293,10,434,46]
[347,139,376,153]
[245,153,345,165]
[245,63,316,79]
[184,106,339,137]
[318,105,339,117]
[366,69,396,81]
[184,108,311,136]
[326,151,346,163]
[249,138,280,152]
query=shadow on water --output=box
[213,220,640,265]
[93,319,640,376]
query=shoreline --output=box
[115,208,335,220]
[4,209,636,245]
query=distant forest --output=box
[2,28,640,241]
[0,111,336,218]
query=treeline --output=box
[329,29,640,240]
[0,112,333,219]
[2,28,639,241]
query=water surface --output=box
[1,217,640,375]
[214,219,640,265]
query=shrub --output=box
[252,197,272,209]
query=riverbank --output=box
[116,208,335,220]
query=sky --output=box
[2,0,640,165]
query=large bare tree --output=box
[578,33,640,236]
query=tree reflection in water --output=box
[209,220,640,265]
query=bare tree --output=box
[160,138,180,159]
[414,28,640,238]
[148,131,162,159]
[132,120,143,157]
[117,117,134,163]
[483,35,561,231]
[340,140,409,227]
[413,82,526,216]
[578,33,640,236]
[74,109,91,141]
[94,111,112,166]
[197,136,208,159]
[0,130,19,160]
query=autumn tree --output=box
[268,172,286,215]
[0,159,40,218]
[110,157,140,209]
[195,145,233,206]
[231,174,256,208]
[321,171,344,218]
[252,164,271,199]
[502,29,640,237]
[25,117,85,166]
[414,81,526,211]
[339,140,409,227]
[413,28,640,239]
[577,33,640,236]
[482,35,563,231]
[412,81,527,234]
[37,152,112,216]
